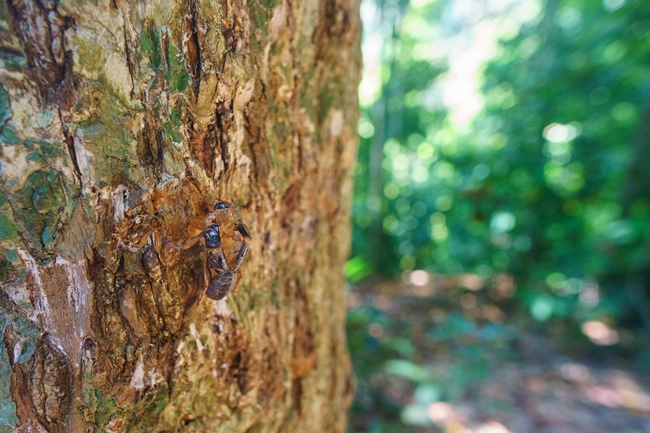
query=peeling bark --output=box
[0,0,361,431]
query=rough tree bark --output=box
[0,0,361,431]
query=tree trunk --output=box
[0,0,361,431]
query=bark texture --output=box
[0,0,361,431]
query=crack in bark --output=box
[137,115,164,180]
[183,0,201,99]
[216,100,234,174]
[122,18,137,99]
[6,0,69,99]
[59,109,83,185]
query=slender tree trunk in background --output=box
[620,105,650,330]
[0,0,361,431]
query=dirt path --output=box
[347,277,650,433]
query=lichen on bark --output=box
[0,0,361,431]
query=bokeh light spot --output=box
[435,196,452,211]
[490,211,515,233]
[368,322,384,338]
[582,320,619,346]
[384,183,400,199]
[426,402,455,424]
[543,122,579,142]
[400,256,416,270]
[409,270,430,286]
[603,0,625,12]
[358,117,375,138]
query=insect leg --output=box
[231,270,243,293]
[185,214,206,233]
[232,221,251,271]
[207,247,230,271]
[201,251,210,299]
[232,243,249,271]
[164,234,202,251]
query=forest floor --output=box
[347,274,650,433]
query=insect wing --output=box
[237,221,251,239]
[204,249,234,300]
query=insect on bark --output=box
[165,201,251,300]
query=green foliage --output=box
[351,0,650,333]
[349,2,650,430]
[352,0,449,277]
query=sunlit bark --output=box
[0,0,361,431]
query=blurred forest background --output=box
[345,0,650,431]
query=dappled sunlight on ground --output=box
[347,272,650,433]
[582,320,620,346]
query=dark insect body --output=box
[166,201,251,300]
